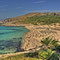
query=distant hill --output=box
[2,12,60,25]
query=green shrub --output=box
[48,53,59,60]
[38,49,56,60]
[20,15,60,25]
[25,52,38,58]
[41,37,58,49]
[55,45,60,53]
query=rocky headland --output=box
[21,24,60,51]
[0,13,60,58]
[0,23,60,58]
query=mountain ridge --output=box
[1,12,60,26]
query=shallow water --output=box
[0,26,29,54]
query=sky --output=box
[0,0,60,20]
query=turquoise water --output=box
[0,26,29,54]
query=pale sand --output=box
[21,24,60,50]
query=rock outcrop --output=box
[21,25,60,51]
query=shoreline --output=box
[0,24,60,58]
[0,24,33,58]
[21,24,60,50]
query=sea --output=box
[0,26,29,54]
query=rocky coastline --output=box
[21,24,60,51]
[0,23,60,58]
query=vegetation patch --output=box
[20,15,60,25]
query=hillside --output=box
[1,12,60,26]
[0,12,60,60]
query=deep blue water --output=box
[0,26,29,54]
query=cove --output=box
[0,26,29,54]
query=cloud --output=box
[33,1,46,3]
[0,5,8,8]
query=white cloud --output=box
[33,1,46,3]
